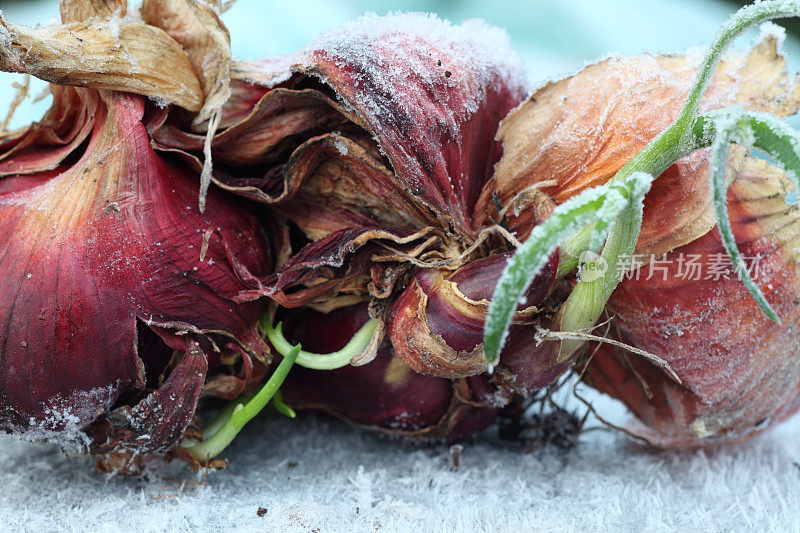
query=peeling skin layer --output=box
[150,13,527,309]
[281,304,498,441]
[59,0,127,23]
[0,88,273,439]
[0,0,232,119]
[151,14,575,396]
[153,14,574,397]
[587,159,800,447]
[0,15,204,112]
[387,251,561,381]
[484,36,800,257]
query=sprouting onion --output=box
[485,0,800,363]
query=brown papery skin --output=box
[586,159,800,447]
[282,305,499,441]
[483,37,800,257]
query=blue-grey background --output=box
[1,0,798,129]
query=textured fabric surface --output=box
[1,392,799,532]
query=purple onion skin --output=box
[281,304,499,441]
[388,251,568,395]
[0,90,273,453]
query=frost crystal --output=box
[333,137,349,156]
[148,96,169,108]
[756,21,787,52]
[300,12,526,120]
[7,384,119,455]
[281,11,527,157]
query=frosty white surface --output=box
[299,11,525,116]
[2,391,799,531]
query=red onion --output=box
[491,32,800,446]
[0,2,276,459]
[153,13,579,413]
[282,304,499,441]
[586,160,800,446]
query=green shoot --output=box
[483,172,654,362]
[264,317,378,370]
[272,390,297,418]
[183,344,300,462]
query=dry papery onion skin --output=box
[145,9,585,442]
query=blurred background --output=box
[0,0,798,128]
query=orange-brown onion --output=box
[482,36,800,257]
[482,34,800,447]
[585,158,800,447]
